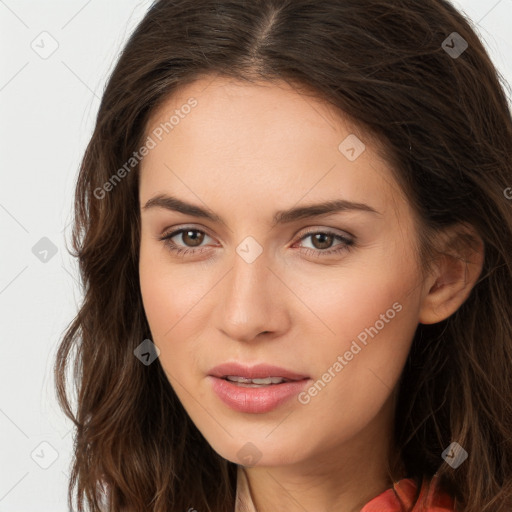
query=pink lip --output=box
[208,362,309,381]
[208,362,310,414]
[208,377,310,413]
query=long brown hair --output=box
[55,0,512,510]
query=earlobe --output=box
[418,227,485,325]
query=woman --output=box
[55,0,512,510]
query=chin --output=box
[205,432,307,467]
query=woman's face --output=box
[138,75,431,469]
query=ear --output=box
[418,223,485,325]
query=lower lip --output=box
[208,376,310,414]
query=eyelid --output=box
[159,225,216,246]
[295,225,355,241]
[158,224,355,259]
[160,224,354,241]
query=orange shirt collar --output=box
[235,466,455,512]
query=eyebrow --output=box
[141,193,381,227]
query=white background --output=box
[1,1,511,510]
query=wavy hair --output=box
[55,0,512,510]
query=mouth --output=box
[208,361,309,382]
[220,375,296,387]
[207,362,311,413]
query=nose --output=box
[215,247,291,343]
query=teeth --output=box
[225,375,288,385]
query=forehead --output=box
[143,76,369,153]
[139,75,405,223]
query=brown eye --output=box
[180,229,205,247]
[296,230,355,258]
[159,228,214,257]
[310,232,335,250]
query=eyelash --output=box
[158,227,355,259]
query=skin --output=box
[138,75,484,512]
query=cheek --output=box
[139,240,204,337]
[139,264,176,339]
[301,267,420,420]
[304,254,419,343]
[139,245,211,383]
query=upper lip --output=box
[209,362,309,381]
